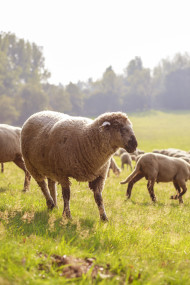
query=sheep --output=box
[120,152,132,171]
[180,156,190,164]
[108,157,121,177]
[120,152,190,204]
[153,148,188,158]
[0,124,31,191]
[21,110,137,221]
[130,154,137,161]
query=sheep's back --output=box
[21,111,104,182]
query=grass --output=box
[1,110,190,284]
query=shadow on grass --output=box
[0,187,7,193]
[3,209,96,245]
[125,198,189,208]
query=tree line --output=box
[0,32,190,125]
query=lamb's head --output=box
[98,112,137,153]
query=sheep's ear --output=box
[99,121,111,132]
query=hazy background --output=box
[0,0,190,124]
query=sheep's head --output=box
[98,112,137,153]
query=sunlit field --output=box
[0,111,190,284]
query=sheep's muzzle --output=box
[124,135,137,153]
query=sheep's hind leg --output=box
[37,180,55,209]
[61,185,71,219]
[48,178,57,207]
[89,176,108,221]
[171,181,181,201]
[178,182,187,204]
[147,179,157,202]
[13,154,31,191]
[1,163,4,173]
[126,173,144,199]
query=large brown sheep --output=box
[21,111,137,221]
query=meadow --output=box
[0,111,190,284]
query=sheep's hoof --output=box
[22,188,29,192]
[47,200,55,210]
[170,195,178,200]
[100,214,108,222]
[63,211,72,219]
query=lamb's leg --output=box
[147,179,157,202]
[1,163,4,173]
[89,176,108,221]
[48,178,57,207]
[171,181,181,200]
[61,186,71,218]
[178,182,187,204]
[37,180,55,209]
[13,154,31,191]
[126,173,144,199]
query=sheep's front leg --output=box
[89,176,108,221]
[147,179,157,202]
[48,178,57,207]
[126,173,144,199]
[37,180,55,209]
[62,186,71,218]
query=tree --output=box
[0,32,50,124]
[66,82,83,115]
[0,95,19,124]
[152,53,190,109]
[0,32,50,85]
[122,58,152,111]
[18,84,48,124]
[124,56,143,77]
[44,83,72,113]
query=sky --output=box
[1,0,190,85]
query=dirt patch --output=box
[38,253,115,280]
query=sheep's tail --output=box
[120,168,140,184]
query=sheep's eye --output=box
[121,127,129,134]
[120,127,126,133]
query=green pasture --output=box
[0,111,190,284]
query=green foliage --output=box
[44,83,72,113]
[0,32,50,125]
[18,84,48,124]
[66,82,84,115]
[0,111,190,284]
[0,95,19,123]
